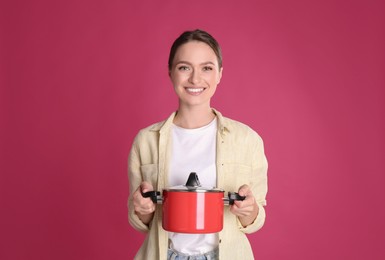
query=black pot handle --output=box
[227,192,246,205]
[141,190,161,204]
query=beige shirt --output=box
[128,109,268,260]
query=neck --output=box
[173,105,215,129]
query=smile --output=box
[185,87,205,93]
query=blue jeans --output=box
[167,248,219,260]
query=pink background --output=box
[1,0,384,259]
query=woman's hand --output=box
[132,182,156,225]
[230,184,259,227]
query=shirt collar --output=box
[149,108,231,135]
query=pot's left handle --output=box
[141,190,162,204]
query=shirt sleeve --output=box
[238,133,268,234]
[127,133,151,233]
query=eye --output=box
[177,66,190,71]
[203,66,213,71]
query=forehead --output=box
[173,41,218,64]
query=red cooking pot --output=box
[142,172,245,234]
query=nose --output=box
[188,69,201,85]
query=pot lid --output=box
[165,172,223,192]
[164,185,223,192]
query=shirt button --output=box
[219,239,222,243]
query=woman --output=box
[128,29,268,260]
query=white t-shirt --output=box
[168,117,218,254]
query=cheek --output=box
[170,73,186,85]
[209,75,220,86]
[170,74,180,87]
[174,78,185,88]
[216,76,221,84]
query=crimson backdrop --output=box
[1,0,384,259]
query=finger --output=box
[133,197,155,213]
[135,206,154,215]
[135,202,155,212]
[229,204,238,215]
[230,204,252,217]
[233,200,245,208]
[231,204,254,217]
[133,188,153,205]
[232,195,251,208]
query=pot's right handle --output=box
[226,192,246,205]
[141,190,162,204]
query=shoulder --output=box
[223,116,253,132]
[134,111,176,141]
[134,120,165,141]
[220,115,263,142]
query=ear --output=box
[217,67,223,84]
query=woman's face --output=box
[169,41,223,108]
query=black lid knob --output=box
[185,172,201,187]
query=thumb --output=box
[140,181,154,193]
[238,184,250,197]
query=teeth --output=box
[186,88,204,93]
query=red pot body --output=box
[162,190,224,233]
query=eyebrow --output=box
[175,61,216,66]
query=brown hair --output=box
[168,29,223,71]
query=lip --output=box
[184,87,206,95]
